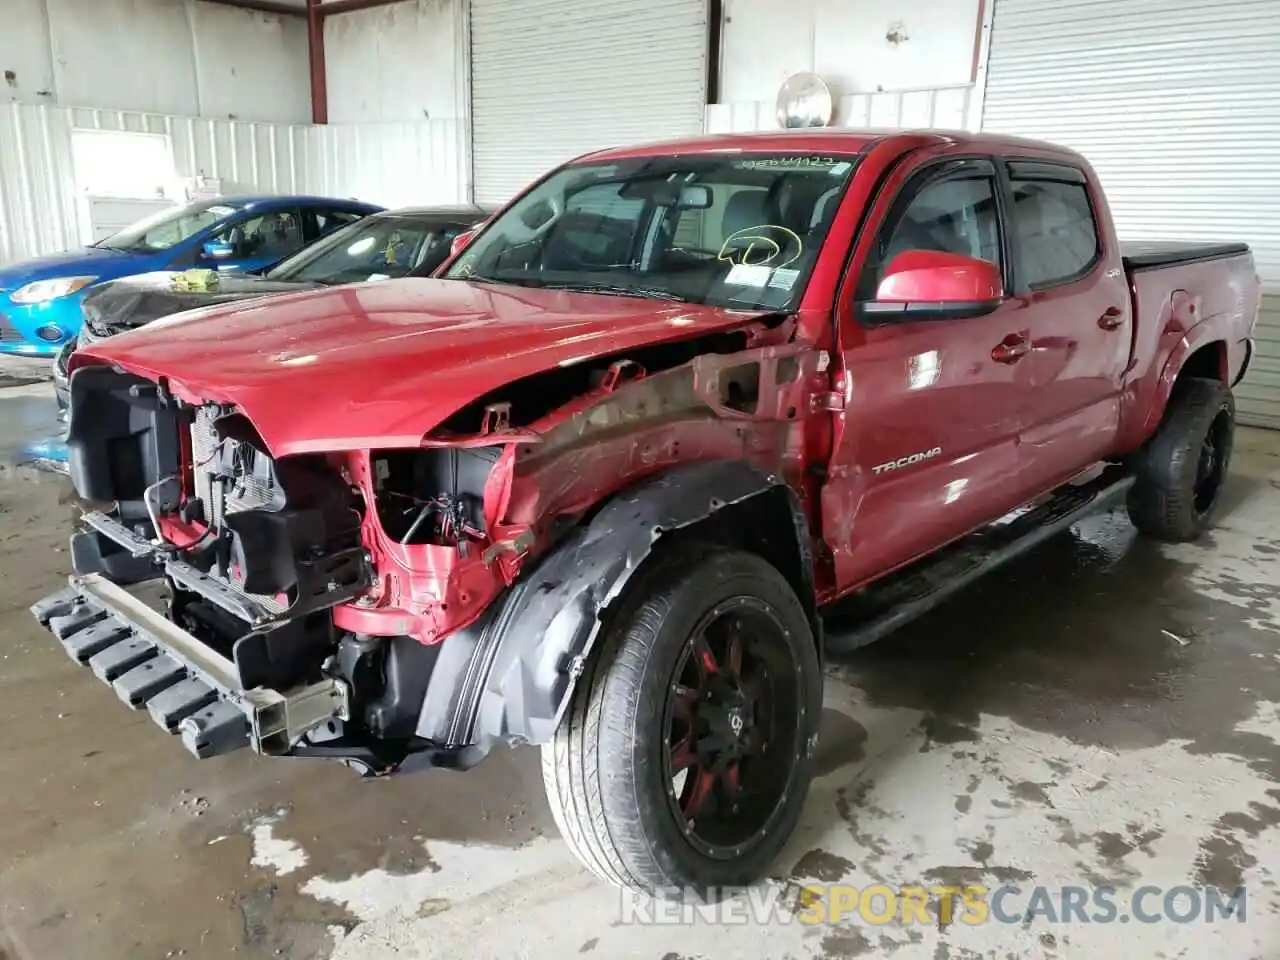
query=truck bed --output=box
[1121,240,1250,272]
[1115,238,1258,452]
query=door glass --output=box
[860,175,1001,299]
[209,210,306,262]
[314,209,364,236]
[1008,178,1099,288]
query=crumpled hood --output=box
[80,271,321,335]
[73,277,766,456]
[0,245,145,291]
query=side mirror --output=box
[861,251,1004,321]
[201,240,235,261]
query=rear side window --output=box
[1008,176,1099,289]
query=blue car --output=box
[0,194,383,356]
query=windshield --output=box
[443,153,858,311]
[97,201,239,254]
[268,215,467,284]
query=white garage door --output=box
[980,0,1280,428]
[469,0,708,206]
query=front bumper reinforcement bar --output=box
[31,573,348,760]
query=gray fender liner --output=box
[442,460,817,752]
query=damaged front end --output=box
[37,364,384,765]
[34,320,822,776]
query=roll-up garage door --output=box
[980,0,1280,428]
[469,0,707,206]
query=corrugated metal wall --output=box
[0,106,81,267]
[705,84,974,134]
[1242,296,1280,430]
[0,102,466,267]
[470,0,708,205]
[303,121,467,210]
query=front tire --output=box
[541,547,821,900]
[1127,376,1235,542]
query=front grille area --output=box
[190,408,278,528]
[189,407,287,615]
[0,314,23,343]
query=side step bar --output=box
[31,573,348,760]
[824,471,1134,653]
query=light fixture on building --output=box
[776,72,833,128]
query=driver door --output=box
[822,155,1036,593]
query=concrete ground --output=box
[1,374,1279,959]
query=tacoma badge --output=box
[872,446,942,475]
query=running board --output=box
[824,471,1134,653]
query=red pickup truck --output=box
[35,130,1259,900]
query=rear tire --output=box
[1127,376,1235,543]
[541,547,821,900]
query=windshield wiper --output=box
[537,281,691,302]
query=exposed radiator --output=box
[190,408,277,527]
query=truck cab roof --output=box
[584,128,1089,165]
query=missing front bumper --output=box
[31,574,349,760]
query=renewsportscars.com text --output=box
[618,883,1247,927]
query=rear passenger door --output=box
[1002,161,1130,492]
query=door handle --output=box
[1098,306,1125,330]
[991,334,1030,364]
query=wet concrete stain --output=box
[815,709,869,777]
[1044,757,1074,777]
[1095,829,1167,865]
[1009,780,1054,807]
[969,840,994,863]
[918,713,980,750]
[818,926,874,958]
[931,942,984,960]
[1195,832,1258,891]
[875,928,924,955]
[1218,802,1280,838]
[923,864,1034,888]
[1045,813,1089,850]
[792,847,857,882]
[825,499,1280,774]
[953,795,972,814]
[579,937,599,953]
[831,780,891,876]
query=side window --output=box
[314,209,363,237]
[211,210,305,260]
[859,173,1002,299]
[1008,176,1099,289]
